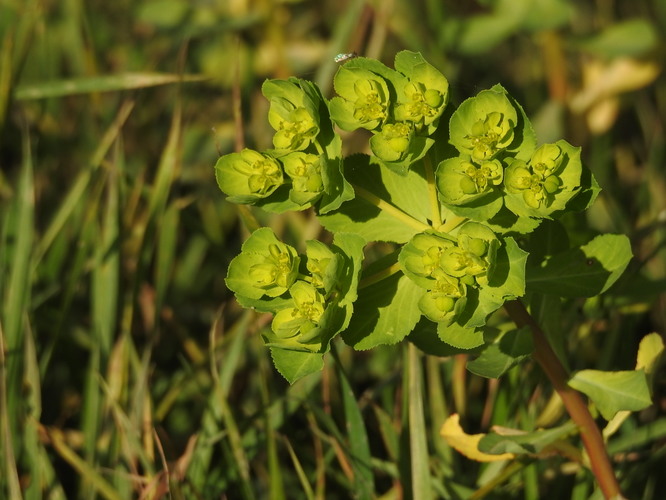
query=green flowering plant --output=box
[215,51,645,498]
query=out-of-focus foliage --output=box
[1,0,666,498]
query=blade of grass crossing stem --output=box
[47,427,124,500]
[92,141,121,358]
[32,100,134,271]
[15,73,208,100]
[22,325,43,500]
[154,202,179,327]
[218,386,256,500]
[2,130,34,448]
[0,29,13,129]
[259,354,286,500]
[332,348,374,499]
[0,323,22,499]
[186,311,251,488]
[408,343,433,500]
[147,101,181,221]
[81,345,103,499]
[282,436,316,500]
[60,0,88,75]
[426,356,452,465]
[217,311,252,397]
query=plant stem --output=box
[423,155,442,227]
[352,183,431,232]
[358,262,402,289]
[503,299,622,499]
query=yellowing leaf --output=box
[570,58,661,113]
[636,332,664,374]
[440,414,514,462]
[604,333,664,438]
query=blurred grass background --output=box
[1,0,666,498]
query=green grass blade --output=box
[14,73,208,100]
[2,129,34,451]
[332,347,374,500]
[48,427,124,500]
[408,343,433,500]
[32,100,134,270]
[0,322,23,500]
[282,435,315,500]
[22,324,43,500]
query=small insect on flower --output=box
[334,52,358,63]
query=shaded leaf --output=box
[526,234,632,297]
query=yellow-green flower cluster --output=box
[399,223,498,325]
[329,51,449,173]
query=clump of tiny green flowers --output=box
[437,86,584,225]
[225,228,364,353]
[329,51,449,173]
[214,77,353,213]
[399,223,499,326]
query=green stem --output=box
[503,299,622,500]
[358,262,402,289]
[438,213,466,234]
[352,184,431,232]
[407,343,433,500]
[423,155,442,227]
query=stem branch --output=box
[358,262,402,289]
[423,155,442,227]
[352,184,431,232]
[504,299,622,499]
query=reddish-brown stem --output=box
[504,299,622,499]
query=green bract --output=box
[504,140,583,218]
[281,152,324,206]
[393,51,449,134]
[225,228,299,300]
[398,223,498,327]
[449,89,518,162]
[263,79,320,151]
[329,65,391,131]
[271,281,327,343]
[214,149,284,204]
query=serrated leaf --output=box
[342,272,423,350]
[568,369,652,420]
[478,421,577,455]
[440,414,515,462]
[437,321,484,350]
[526,233,632,297]
[467,327,533,378]
[270,348,324,384]
[317,155,431,243]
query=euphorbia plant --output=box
[215,51,654,499]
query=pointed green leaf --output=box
[270,348,325,384]
[334,352,374,499]
[436,321,485,350]
[478,422,578,455]
[342,272,423,350]
[527,233,632,297]
[568,369,653,420]
[466,328,533,378]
